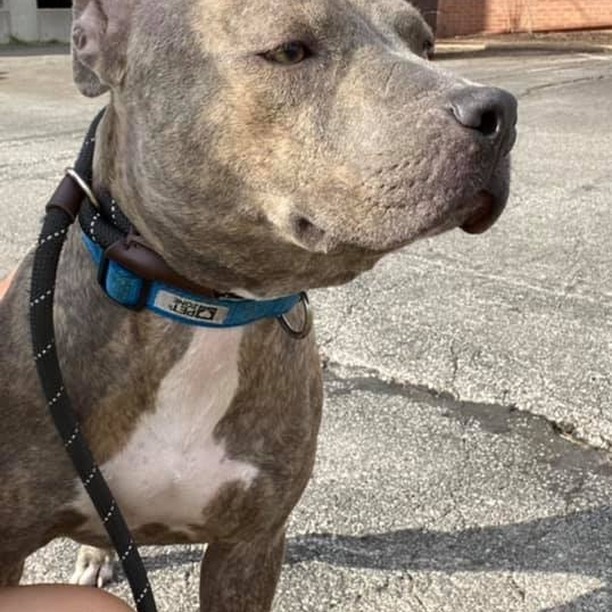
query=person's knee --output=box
[0,585,133,612]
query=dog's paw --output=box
[70,545,115,588]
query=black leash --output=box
[29,109,157,612]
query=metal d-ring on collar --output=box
[278,292,312,339]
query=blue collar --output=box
[82,232,302,329]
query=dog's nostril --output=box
[477,109,500,137]
[449,86,517,139]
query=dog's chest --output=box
[70,327,258,538]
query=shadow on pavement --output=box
[138,507,611,609]
[538,588,609,612]
[284,507,612,609]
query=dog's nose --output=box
[449,86,517,143]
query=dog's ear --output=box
[71,0,132,97]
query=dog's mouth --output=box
[277,184,508,257]
[459,189,505,235]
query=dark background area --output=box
[37,0,71,8]
[410,0,439,33]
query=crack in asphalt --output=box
[518,74,608,98]
[508,574,526,602]
[323,359,612,466]
[412,590,432,612]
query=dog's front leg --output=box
[199,530,285,612]
[0,557,24,587]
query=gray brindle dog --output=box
[0,0,517,609]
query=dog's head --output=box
[72,0,517,297]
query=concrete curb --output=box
[435,39,612,58]
[0,42,69,56]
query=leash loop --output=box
[278,292,313,339]
[30,109,157,612]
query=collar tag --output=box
[153,289,229,324]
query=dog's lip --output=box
[460,190,503,235]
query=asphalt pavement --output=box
[1,46,611,611]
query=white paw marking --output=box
[70,545,115,588]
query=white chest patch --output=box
[70,327,258,537]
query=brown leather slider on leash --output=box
[103,235,219,299]
[45,173,87,222]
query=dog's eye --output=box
[262,42,310,65]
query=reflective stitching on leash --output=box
[135,584,151,605]
[90,212,101,243]
[38,229,67,246]
[47,385,64,407]
[103,500,116,524]
[35,341,54,361]
[64,424,80,448]
[121,540,135,561]
[30,288,53,307]
[83,465,99,488]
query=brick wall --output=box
[435,0,612,37]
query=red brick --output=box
[436,0,612,37]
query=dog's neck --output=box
[83,107,304,329]
[91,106,117,201]
[91,106,162,253]
[89,106,208,289]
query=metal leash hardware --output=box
[278,292,313,339]
[29,109,157,612]
[65,167,100,208]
